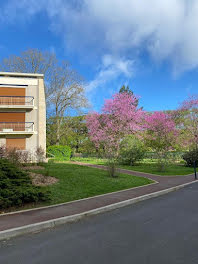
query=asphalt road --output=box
[1,182,198,264]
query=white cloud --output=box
[2,0,198,74]
[86,55,134,92]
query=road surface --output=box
[1,182,198,264]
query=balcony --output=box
[0,122,34,135]
[0,96,34,110]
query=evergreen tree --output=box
[119,85,139,106]
[119,85,133,95]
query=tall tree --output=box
[48,62,88,144]
[0,49,88,145]
[143,111,178,171]
[119,85,133,95]
[0,49,55,83]
[86,92,144,177]
[119,85,139,106]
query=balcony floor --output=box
[0,131,34,135]
[0,105,34,110]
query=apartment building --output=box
[0,72,46,160]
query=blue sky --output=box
[0,0,198,112]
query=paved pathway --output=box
[0,162,195,233]
[1,182,198,264]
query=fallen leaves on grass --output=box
[30,172,58,186]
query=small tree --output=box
[86,92,144,177]
[144,111,178,171]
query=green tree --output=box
[119,135,146,165]
[47,115,90,153]
[119,85,134,95]
[63,116,88,153]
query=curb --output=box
[0,181,158,216]
[0,180,197,241]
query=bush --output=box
[118,136,145,166]
[35,146,45,163]
[182,149,198,167]
[47,145,71,161]
[0,146,32,165]
[0,159,50,210]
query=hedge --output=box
[183,149,198,167]
[47,145,71,160]
[0,159,50,210]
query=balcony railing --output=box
[0,96,34,106]
[0,122,34,133]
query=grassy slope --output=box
[70,157,194,175]
[37,163,153,205]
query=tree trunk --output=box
[76,139,79,153]
[56,118,61,145]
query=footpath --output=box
[0,162,196,240]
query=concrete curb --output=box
[0,180,197,241]
[0,181,158,217]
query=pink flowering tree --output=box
[144,111,178,171]
[86,92,144,177]
[177,95,198,149]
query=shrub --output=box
[119,136,145,166]
[35,146,45,163]
[0,146,31,165]
[47,145,71,161]
[0,159,50,210]
[182,149,198,167]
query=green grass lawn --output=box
[71,157,107,165]
[119,163,193,175]
[34,162,153,205]
[70,157,194,175]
